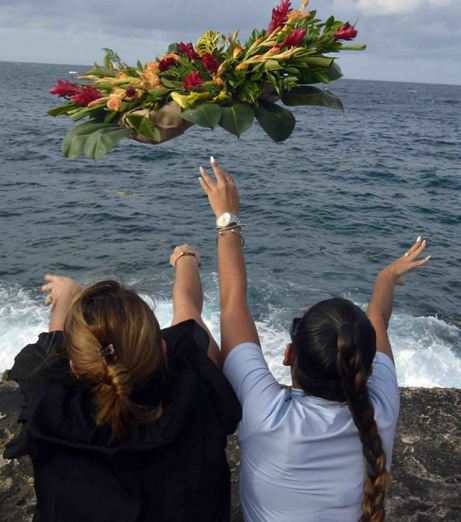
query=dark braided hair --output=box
[291,298,390,522]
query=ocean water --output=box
[0,61,460,387]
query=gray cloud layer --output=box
[1,0,460,84]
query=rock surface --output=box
[1,382,460,521]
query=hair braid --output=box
[336,323,390,522]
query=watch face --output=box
[217,212,232,227]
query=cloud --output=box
[332,0,452,16]
[1,0,460,84]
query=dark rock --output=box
[1,382,460,521]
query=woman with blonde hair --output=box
[199,157,431,522]
[4,245,241,522]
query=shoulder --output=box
[162,320,208,358]
[9,331,66,383]
[163,320,242,433]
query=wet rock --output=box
[1,382,460,521]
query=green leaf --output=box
[182,104,222,129]
[160,78,184,89]
[147,87,172,100]
[219,103,255,137]
[48,103,76,117]
[62,122,115,158]
[325,63,343,81]
[255,100,296,142]
[125,114,161,142]
[302,56,334,68]
[83,128,133,160]
[281,86,344,111]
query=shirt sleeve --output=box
[367,352,400,425]
[223,343,284,438]
[9,331,67,424]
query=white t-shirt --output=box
[223,343,400,522]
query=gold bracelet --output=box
[174,251,201,267]
[216,226,245,246]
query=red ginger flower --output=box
[201,53,220,73]
[178,42,199,61]
[159,56,178,72]
[281,28,307,49]
[183,71,203,90]
[49,80,80,97]
[268,0,292,34]
[71,86,103,106]
[334,23,358,41]
[125,86,137,99]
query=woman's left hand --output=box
[40,275,81,310]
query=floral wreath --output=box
[49,0,364,160]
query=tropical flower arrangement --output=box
[48,0,364,160]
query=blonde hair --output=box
[64,280,165,437]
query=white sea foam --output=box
[1,284,460,388]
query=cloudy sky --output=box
[1,0,460,85]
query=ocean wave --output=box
[1,283,460,389]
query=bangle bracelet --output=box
[216,227,245,246]
[174,251,201,268]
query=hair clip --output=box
[100,344,117,364]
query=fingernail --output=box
[426,255,431,260]
[422,239,426,245]
[210,156,215,164]
[417,236,421,242]
[199,166,204,173]
[198,177,203,183]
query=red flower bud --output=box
[49,80,80,97]
[159,56,178,72]
[125,86,136,98]
[178,42,199,61]
[281,28,307,49]
[201,53,221,73]
[71,86,104,106]
[268,0,292,34]
[334,23,358,41]
[183,71,204,90]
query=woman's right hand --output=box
[199,156,239,217]
[40,274,81,310]
[380,237,431,285]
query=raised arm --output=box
[170,244,221,366]
[367,237,430,362]
[199,157,260,360]
[40,275,81,331]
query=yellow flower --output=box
[171,91,211,109]
[213,77,226,88]
[233,46,243,59]
[107,96,122,111]
[107,89,126,111]
[88,96,110,108]
[213,90,231,103]
[142,71,161,89]
[146,61,160,74]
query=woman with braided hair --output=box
[4,245,241,522]
[199,157,431,521]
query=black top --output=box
[4,320,241,522]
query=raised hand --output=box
[40,275,81,311]
[381,237,431,285]
[199,156,239,217]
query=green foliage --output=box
[182,104,222,128]
[281,85,344,111]
[62,122,132,160]
[219,103,255,137]
[102,48,128,69]
[125,114,161,141]
[48,103,77,117]
[255,101,296,142]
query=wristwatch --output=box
[216,212,240,229]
